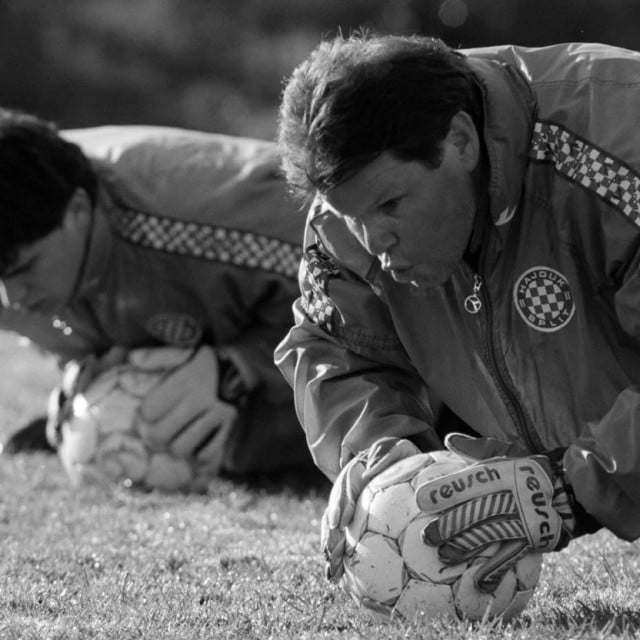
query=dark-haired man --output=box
[0,108,311,478]
[276,33,640,590]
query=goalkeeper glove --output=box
[137,345,248,469]
[415,433,577,593]
[321,437,421,582]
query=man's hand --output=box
[415,433,575,593]
[321,437,421,582]
[137,345,241,468]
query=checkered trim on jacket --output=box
[111,208,302,278]
[530,121,640,227]
[300,244,341,333]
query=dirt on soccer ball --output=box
[57,347,216,493]
[341,452,543,623]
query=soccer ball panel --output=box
[452,559,517,620]
[515,552,543,590]
[394,579,456,622]
[400,515,468,583]
[57,347,216,493]
[96,432,149,483]
[91,389,142,434]
[343,532,406,604]
[366,482,420,538]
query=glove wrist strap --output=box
[548,448,602,544]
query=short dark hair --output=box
[0,109,97,271]
[278,32,483,203]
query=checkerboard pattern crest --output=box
[522,274,566,321]
[530,121,640,227]
[111,209,302,278]
[300,244,341,333]
[513,267,575,332]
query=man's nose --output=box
[362,222,396,258]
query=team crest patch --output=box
[513,267,575,332]
[146,314,203,346]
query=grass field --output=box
[1,333,640,639]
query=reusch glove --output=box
[415,433,577,593]
[137,345,246,468]
[321,437,421,582]
[46,346,129,449]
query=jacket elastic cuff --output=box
[547,445,603,540]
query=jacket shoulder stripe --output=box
[111,208,302,278]
[530,120,640,227]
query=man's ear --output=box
[62,188,92,232]
[445,111,480,171]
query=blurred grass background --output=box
[1,0,640,141]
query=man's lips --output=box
[379,255,415,282]
[381,261,411,273]
[387,265,415,283]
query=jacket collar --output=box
[466,55,536,227]
[308,195,381,282]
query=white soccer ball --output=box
[342,451,543,623]
[57,347,215,493]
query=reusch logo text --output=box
[427,466,501,505]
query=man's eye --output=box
[380,198,399,215]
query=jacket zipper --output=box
[464,274,483,314]
[464,268,544,453]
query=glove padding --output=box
[321,437,421,583]
[136,345,241,465]
[416,433,576,593]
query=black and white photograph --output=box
[1,1,639,638]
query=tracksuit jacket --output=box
[1,126,309,472]
[275,43,640,541]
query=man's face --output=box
[0,190,91,314]
[322,115,480,289]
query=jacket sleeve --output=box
[519,43,640,541]
[274,216,442,481]
[565,389,640,540]
[218,283,303,404]
[565,240,640,540]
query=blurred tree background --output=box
[1,0,639,141]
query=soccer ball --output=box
[57,347,216,493]
[341,451,543,623]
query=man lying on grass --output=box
[0,107,312,488]
[276,32,640,591]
